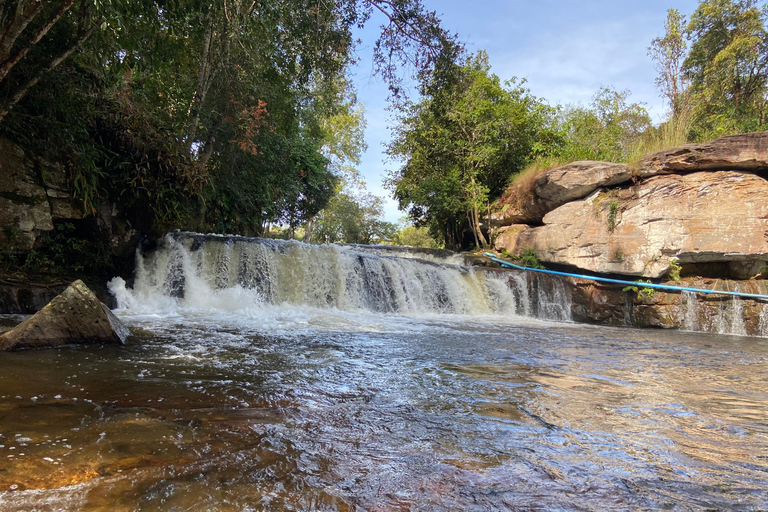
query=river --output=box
[0,234,766,511]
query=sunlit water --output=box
[0,236,766,511]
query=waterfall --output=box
[717,297,747,336]
[108,232,764,335]
[110,233,571,321]
[679,291,701,331]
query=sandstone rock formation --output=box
[0,138,141,267]
[638,131,768,176]
[514,172,768,278]
[0,280,129,350]
[493,131,768,279]
[489,192,548,226]
[534,161,632,209]
[0,140,57,251]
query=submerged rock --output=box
[0,280,129,350]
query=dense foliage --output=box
[2,0,767,262]
[386,51,559,249]
[386,0,768,251]
[309,191,397,244]
[0,0,455,243]
[650,0,768,137]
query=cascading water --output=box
[110,232,566,321]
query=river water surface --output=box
[0,236,766,511]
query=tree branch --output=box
[0,0,77,84]
[0,0,43,62]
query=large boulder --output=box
[489,192,548,226]
[493,224,531,253]
[512,171,768,278]
[492,131,768,229]
[0,280,129,350]
[534,161,632,209]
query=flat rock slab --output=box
[0,280,129,350]
[638,131,768,176]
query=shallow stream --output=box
[0,236,766,511]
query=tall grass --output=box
[626,106,695,163]
[498,155,574,208]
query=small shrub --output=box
[623,279,655,300]
[668,258,681,282]
[607,200,619,232]
[508,248,544,269]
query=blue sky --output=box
[349,0,701,223]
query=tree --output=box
[0,0,107,122]
[648,9,690,116]
[387,51,560,249]
[0,0,460,263]
[560,87,651,162]
[311,191,396,244]
[393,225,439,248]
[684,0,768,133]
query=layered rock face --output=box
[0,140,62,251]
[0,280,129,350]
[507,269,768,335]
[0,138,139,260]
[494,131,768,280]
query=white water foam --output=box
[109,233,576,334]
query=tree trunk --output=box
[0,0,43,65]
[468,173,487,249]
[302,218,314,243]
[185,11,216,151]
[472,203,488,249]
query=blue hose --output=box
[483,253,768,301]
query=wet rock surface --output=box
[510,269,768,335]
[0,280,129,350]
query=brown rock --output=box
[637,130,768,177]
[534,161,632,208]
[492,224,531,253]
[0,280,129,350]
[513,171,768,278]
[489,193,548,226]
